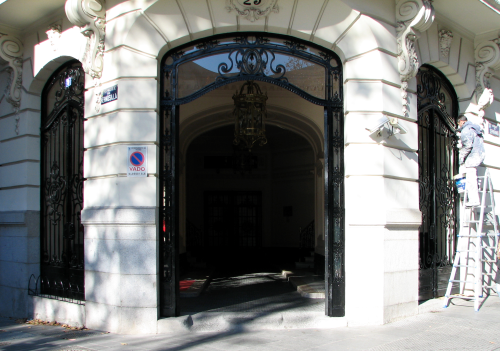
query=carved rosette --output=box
[226,0,279,22]
[65,0,106,79]
[438,29,453,58]
[396,0,435,118]
[0,34,24,112]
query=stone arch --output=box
[29,55,84,95]
[180,105,323,160]
[104,0,398,82]
[416,22,475,101]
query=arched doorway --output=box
[39,60,85,300]
[181,123,319,314]
[417,65,459,300]
[159,34,344,317]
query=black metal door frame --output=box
[159,34,344,317]
[39,61,85,301]
[417,65,458,300]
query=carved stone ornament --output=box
[396,0,435,118]
[438,29,453,57]
[475,37,500,99]
[0,34,24,113]
[65,0,106,79]
[226,0,279,22]
[46,24,62,51]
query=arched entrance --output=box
[159,34,344,317]
[39,60,85,300]
[417,65,459,300]
[181,123,320,314]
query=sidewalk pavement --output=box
[1,296,499,351]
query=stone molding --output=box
[46,24,62,52]
[475,37,500,99]
[0,33,24,114]
[438,29,453,57]
[396,0,435,118]
[65,0,106,79]
[225,0,279,22]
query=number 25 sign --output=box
[227,0,279,22]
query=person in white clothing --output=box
[457,115,485,207]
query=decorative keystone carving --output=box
[65,0,106,79]
[475,38,500,99]
[0,34,24,113]
[396,0,435,118]
[225,0,279,22]
[46,24,62,51]
[438,29,453,57]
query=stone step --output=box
[288,276,325,299]
[157,311,347,333]
[304,256,314,263]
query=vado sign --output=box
[127,146,148,177]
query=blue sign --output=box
[101,85,118,105]
[488,121,499,137]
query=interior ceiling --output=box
[0,0,498,37]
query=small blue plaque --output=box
[488,121,499,137]
[101,85,118,105]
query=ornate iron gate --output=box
[417,65,458,300]
[40,61,85,300]
[160,34,344,317]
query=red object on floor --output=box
[179,280,195,291]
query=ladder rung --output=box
[482,273,494,276]
[456,250,477,253]
[483,285,498,289]
[454,265,475,268]
[449,280,473,283]
[482,259,497,263]
[445,295,475,299]
[458,234,482,237]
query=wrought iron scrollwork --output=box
[40,60,85,301]
[160,33,344,317]
[161,34,342,106]
[417,65,458,300]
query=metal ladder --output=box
[443,169,500,311]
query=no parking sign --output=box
[127,146,148,177]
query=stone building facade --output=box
[0,0,499,334]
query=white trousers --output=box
[465,167,480,205]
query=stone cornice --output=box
[65,0,106,79]
[0,33,24,116]
[396,0,435,118]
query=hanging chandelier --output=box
[232,81,268,151]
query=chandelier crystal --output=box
[232,81,268,150]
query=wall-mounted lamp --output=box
[366,116,407,137]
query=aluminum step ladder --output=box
[443,169,500,311]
